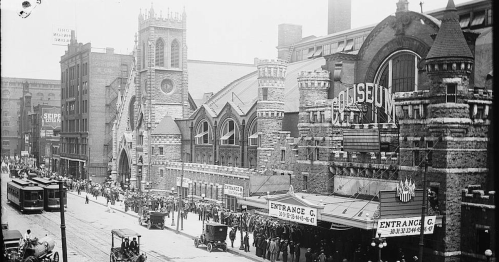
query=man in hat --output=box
[294,242,301,262]
[121,238,130,258]
[269,238,278,262]
[276,237,281,260]
[281,239,289,262]
[130,237,138,254]
[289,241,295,262]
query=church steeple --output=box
[425,0,473,76]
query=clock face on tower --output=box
[160,79,174,95]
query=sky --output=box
[1,0,470,80]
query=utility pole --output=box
[176,159,184,232]
[58,180,68,262]
[418,155,428,262]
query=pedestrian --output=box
[294,242,301,262]
[318,250,326,262]
[85,195,89,204]
[305,248,312,262]
[289,241,295,262]
[229,227,236,248]
[260,236,268,259]
[269,238,278,262]
[244,232,250,252]
[281,240,289,262]
[276,238,281,261]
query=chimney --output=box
[328,0,352,34]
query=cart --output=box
[193,222,228,252]
[110,229,147,262]
[138,210,167,230]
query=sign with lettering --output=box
[41,108,61,129]
[331,83,396,124]
[176,177,191,187]
[224,184,244,198]
[268,200,317,226]
[52,27,72,46]
[376,216,436,237]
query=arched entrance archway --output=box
[118,149,131,187]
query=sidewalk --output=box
[71,190,309,262]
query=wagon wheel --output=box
[25,256,36,262]
[222,243,227,252]
[147,222,151,230]
[194,238,199,248]
[207,243,213,253]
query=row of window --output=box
[61,118,88,133]
[459,9,493,28]
[294,35,367,62]
[195,119,258,146]
[143,39,181,69]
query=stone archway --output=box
[118,149,131,186]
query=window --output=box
[195,121,211,145]
[307,147,313,160]
[336,41,345,52]
[460,15,470,28]
[475,105,485,119]
[159,147,164,155]
[354,36,364,50]
[142,42,146,69]
[262,87,268,101]
[159,169,164,177]
[248,121,258,147]
[446,84,457,103]
[476,228,490,254]
[486,9,493,25]
[2,140,9,146]
[2,122,9,127]
[413,107,420,119]
[426,141,433,166]
[315,140,320,161]
[171,40,180,68]
[471,11,485,27]
[323,44,331,55]
[281,149,286,161]
[413,141,420,166]
[307,48,315,59]
[377,51,420,94]
[344,39,354,52]
[303,174,308,191]
[220,119,237,145]
[2,130,9,136]
[155,38,165,67]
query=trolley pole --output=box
[176,160,184,232]
[58,180,68,262]
[418,156,428,262]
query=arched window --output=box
[248,120,258,146]
[2,130,9,136]
[128,96,136,131]
[220,119,239,145]
[171,40,180,68]
[195,120,212,145]
[142,42,146,69]
[375,50,422,93]
[155,38,165,67]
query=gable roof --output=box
[202,58,326,116]
[151,115,181,135]
[425,0,473,61]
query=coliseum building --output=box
[112,0,494,261]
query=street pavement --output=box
[1,172,257,262]
[71,189,310,262]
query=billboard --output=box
[268,200,318,226]
[52,26,72,46]
[376,216,436,237]
[41,108,61,129]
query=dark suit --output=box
[129,240,138,254]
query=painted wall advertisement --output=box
[41,108,61,129]
[268,200,318,226]
[224,184,244,198]
[376,216,437,237]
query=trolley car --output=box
[30,177,67,211]
[6,179,44,213]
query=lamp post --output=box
[371,233,387,262]
[485,249,492,262]
[171,187,175,226]
[201,194,206,233]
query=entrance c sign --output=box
[268,200,318,226]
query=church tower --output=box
[135,5,188,187]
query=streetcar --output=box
[30,177,67,211]
[6,179,44,213]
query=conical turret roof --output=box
[425,0,473,61]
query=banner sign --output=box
[21,151,29,157]
[376,216,436,237]
[268,200,318,226]
[331,83,395,124]
[224,184,244,197]
[52,27,72,46]
[176,177,191,187]
[42,108,61,129]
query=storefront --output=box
[224,183,243,211]
[176,177,191,198]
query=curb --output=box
[68,191,261,262]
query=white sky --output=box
[1,0,470,80]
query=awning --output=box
[471,13,485,26]
[344,39,354,52]
[459,16,470,28]
[336,41,345,52]
[307,49,315,58]
[195,131,208,138]
[60,156,86,162]
[220,130,234,141]
[313,47,323,57]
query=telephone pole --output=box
[176,159,184,232]
[418,155,428,262]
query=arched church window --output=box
[171,40,180,68]
[142,42,146,69]
[220,119,238,145]
[129,96,135,131]
[195,120,211,145]
[247,120,258,146]
[375,50,421,93]
[155,38,165,67]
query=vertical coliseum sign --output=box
[268,200,317,226]
[41,108,61,129]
